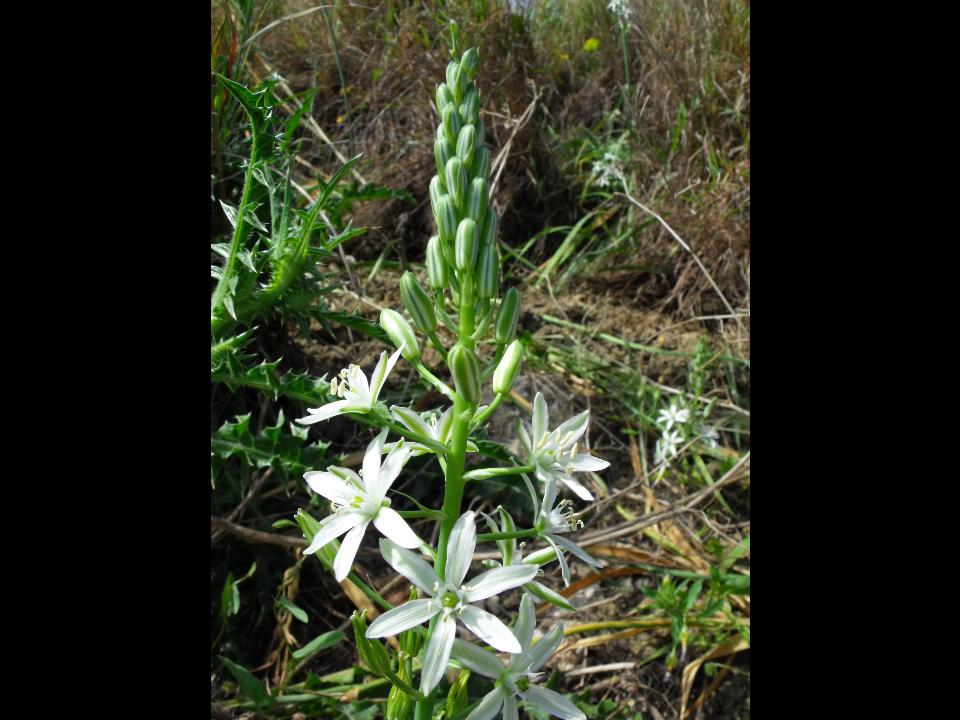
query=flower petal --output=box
[523,623,564,673]
[370,347,403,401]
[366,598,439,638]
[446,511,477,588]
[532,393,548,443]
[391,406,434,438]
[465,688,504,720]
[463,564,539,603]
[379,539,440,595]
[362,428,389,495]
[296,400,350,425]
[545,536,571,586]
[304,511,364,555]
[451,638,504,679]
[552,410,589,447]
[503,695,519,720]
[524,580,576,612]
[459,605,521,653]
[438,407,455,443]
[520,686,585,720]
[512,594,536,649]
[333,520,369,581]
[421,613,457,694]
[374,507,422,548]
[569,454,609,472]
[303,471,358,505]
[517,420,531,454]
[375,442,411,497]
[557,474,594,501]
[552,535,603,568]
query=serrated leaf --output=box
[291,630,345,660]
[315,311,389,344]
[223,294,237,320]
[218,655,274,707]
[277,596,308,623]
[220,200,238,229]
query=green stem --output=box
[464,463,534,480]
[211,123,260,327]
[476,528,537,543]
[321,6,353,156]
[397,510,437,519]
[470,393,505,428]
[435,394,471,580]
[346,572,393,612]
[619,20,631,98]
[414,362,456,401]
[426,330,449,362]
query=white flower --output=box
[365,511,538,694]
[296,346,403,425]
[387,405,479,456]
[654,429,683,465]
[697,423,719,449]
[451,594,586,720]
[607,0,632,23]
[656,403,690,431]
[535,478,602,586]
[518,392,609,502]
[302,429,421,581]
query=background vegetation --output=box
[211,1,749,717]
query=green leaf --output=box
[292,630,346,660]
[218,655,274,707]
[315,310,389,343]
[277,596,309,623]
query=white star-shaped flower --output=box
[302,429,421,581]
[656,403,690,431]
[654,429,683,465]
[386,405,478,456]
[535,478,603,586]
[451,594,586,720]
[365,511,538,694]
[697,423,719,449]
[296,346,403,425]
[518,392,609,501]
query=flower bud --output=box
[475,120,486,148]
[456,124,476,173]
[455,218,478,272]
[380,308,420,363]
[459,87,479,126]
[400,271,437,334]
[434,139,453,185]
[445,157,467,211]
[435,83,455,114]
[351,612,392,676]
[473,146,491,181]
[426,235,449,289]
[476,241,500,299]
[495,287,520,343]
[460,47,479,78]
[429,175,445,218]
[448,344,482,405]
[445,61,464,101]
[435,195,458,244]
[480,210,498,248]
[442,103,460,147]
[445,670,471,719]
[493,339,523,394]
[466,177,488,223]
[387,682,412,720]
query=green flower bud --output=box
[459,87,479,125]
[426,235,449,289]
[476,241,500,299]
[448,344,482,405]
[460,47,479,78]
[436,195,458,244]
[380,308,420,363]
[434,139,453,185]
[455,218,478,272]
[429,175,445,218]
[480,210,498,248]
[445,670,471,719]
[495,287,521,343]
[466,177,488,223]
[435,83,455,114]
[493,339,523,394]
[400,271,437,334]
[445,61,464,101]
[351,612,392,677]
[445,156,467,211]
[473,146,491,181]
[475,120,486,148]
[442,103,460,146]
[456,124,476,172]
[387,682,412,720]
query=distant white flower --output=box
[296,346,403,425]
[654,429,683,465]
[387,405,478,456]
[302,429,421,581]
[656,403,690,431]
[697,423,719,449]
[366,511,538,694]
[536,478,602,586]
[607,0,632,23]
[518,392,609,501]
[451,594,586,720]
